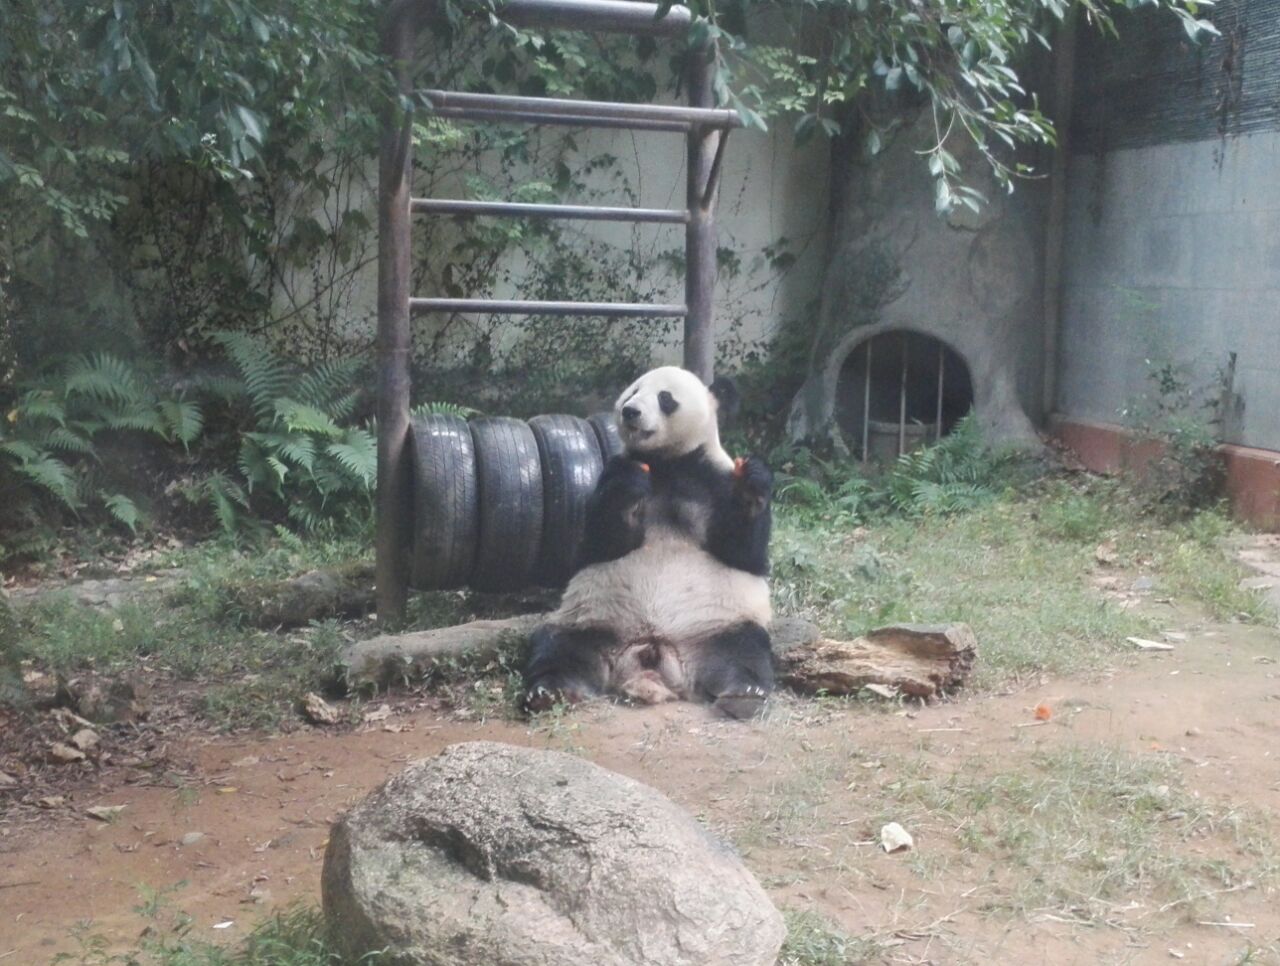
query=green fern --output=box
[274,398,342,437]
[327,429,377,487]
[195,333,387,536]
[0,353,204,558]
[212,331,292,419]
[63,353,147,404]
[884,415,1011,516]
[158,400,204,447]
[13,454,79,507]
[411,400,480,419]
[103,493,140,532]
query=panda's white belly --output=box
[551,527,771,644]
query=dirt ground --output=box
[2,592,1279,965]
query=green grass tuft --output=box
[778,909,881,965]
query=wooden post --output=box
[684,43,718,384]
[375,5,417,626]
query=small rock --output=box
[69,728,100,752]
[1131,576,1156,593]
[37,795,65,809]
[0,771,17,788]
[301,692,340,726]
[85,804,127,822]
[1095,541,1118,565]
[48,742,86,764]
[880,822,914,854]
[230,755,260,768]
[362,704,392,723]
[1185,727,1202,737]
[180,832,207,847]
[247,886,272,905]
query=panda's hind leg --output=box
[521,625,613,714]
[688,622,775,720]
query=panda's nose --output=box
[621,406,641,425]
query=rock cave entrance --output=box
[835,330,975,461]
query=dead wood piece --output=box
[340,614,822,689]
[229,563,375,628]
[341,615,544,688]
[780,623,976,699]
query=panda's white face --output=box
[614,366,731,468]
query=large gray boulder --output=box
[322,741,785,966]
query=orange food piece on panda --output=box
[638,462,650,473]
[733,457,747,478]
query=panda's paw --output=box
[599,455,653,494]
[713,685,770,721]
[521,682,587,715]
[732,456,773,517]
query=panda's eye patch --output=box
[658,391,679,415]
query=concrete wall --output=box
[1058,129,1280,452]
[1057,3,1280,454]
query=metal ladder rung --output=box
[499,0,692,37]
[410,298,686,317]
[425,106,692,133]
[422,90,742,130]
[410,198,689,224]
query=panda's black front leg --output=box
[576,456,651,569]
[706,455,773,576]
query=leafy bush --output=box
[1120,358,1227,517]
[0,353,201,560]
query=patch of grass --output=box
[884,744,1277,923]
[778,909,882,965]
[772,475,1274,689]
[54,904,383,965]
[16,592,350,730]
[1035,478,1115,543]
[773,496,1152,687]
[1126,511,1275,625]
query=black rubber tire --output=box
[528,415,604,587]
[588,411,624,462]
[410,414,478,590]
[470,417,544,592]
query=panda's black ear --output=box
[709,376,741,420]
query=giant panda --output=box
[522,365,775,719]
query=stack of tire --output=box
[410,412,624,591]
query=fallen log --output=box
[779,623,977,700]
[341,615,544,688]
[341,614,826,691]
[228,563,376,629]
